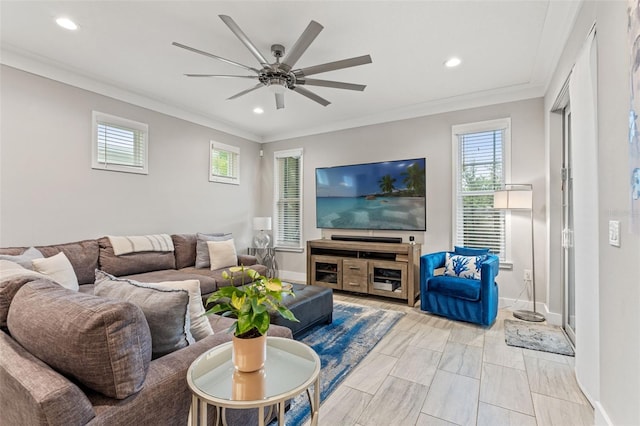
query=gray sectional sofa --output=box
[0,234,290,425]
[0,234,268,306]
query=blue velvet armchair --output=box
[420,248,499,326]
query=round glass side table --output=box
[187,337,320,426]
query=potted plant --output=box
[205,266,299,372]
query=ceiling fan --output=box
[173,15,372,109]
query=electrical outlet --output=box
[524,269,532,281]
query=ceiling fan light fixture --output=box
[268,77,287,94]
[56,17,78,31]
[445,57,462,68]
[253,107,264,114]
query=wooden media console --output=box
[306,239,421,306]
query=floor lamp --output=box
[493,184,545,322]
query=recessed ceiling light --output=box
[253,107,264,115]
[444,57,461,68]
[56,17,78,31]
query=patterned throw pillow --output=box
[444,253,486,280]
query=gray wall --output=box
[0,65,262,249]
[544,2,640,425]
[260,98,547,304]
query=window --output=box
[92,111,148,174]
[274,148,303,250]
[452,118,511,260]
[210,141,240,185]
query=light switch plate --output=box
[609,220,620,247]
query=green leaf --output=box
[230,293,246,310]
[205,303,231,315]
[254,311,270,335]
[236,314,252,335]
[277,306,300,322]
[251,298,267,314]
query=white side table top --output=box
[187,337,320,409]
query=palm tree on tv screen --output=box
[401,162,425,196]
[378,174,396,194]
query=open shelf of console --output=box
[307,239,421,306]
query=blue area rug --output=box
[281,300,405,425]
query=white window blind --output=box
[210,141,240,185]
[452,119,511,259]
[274,148,303,249]
[92,111,148,175]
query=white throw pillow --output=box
[0,247,43,269]
[207,239,238,270]
[32,252,79,291]
[154,279,214,341]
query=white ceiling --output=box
[0,1,581,143]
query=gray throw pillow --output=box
[94,270,195,359]
[0,247,43,269]
[7,279,152,400]
[195,233,232,269]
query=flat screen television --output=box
[316,158,426,231]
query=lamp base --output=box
[253,231,271,248]
[513,309,545,322]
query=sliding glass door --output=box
[562,105,576,344]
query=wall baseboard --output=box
[279,270,306,284]
[594,402,613,426]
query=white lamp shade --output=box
[493,189,532,210]
[253,217,272,231]
[493,190,509,209]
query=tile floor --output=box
[306,293,594,426]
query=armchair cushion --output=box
[428,275,481,301]
[454,246,490,256]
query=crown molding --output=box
[261,83,545,143]
[2,46,546,145]
[1,47,263,143]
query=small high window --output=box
[210,141,240,185]
[92,111,148,175]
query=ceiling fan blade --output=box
[295,54,372,77]
[219,15,270,68]
[280,20,324,72]
[275,92,285,110]
[292,86,330,106]
[184,74,258,79]
[173,42,260,73]
[298,78,366,91]
[227,83,264,100]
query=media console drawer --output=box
[342,259,368,293]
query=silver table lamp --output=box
[252,217,272,248]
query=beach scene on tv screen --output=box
[316,158,426,230]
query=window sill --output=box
[275,246,304,253]
[499,261,513,270]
